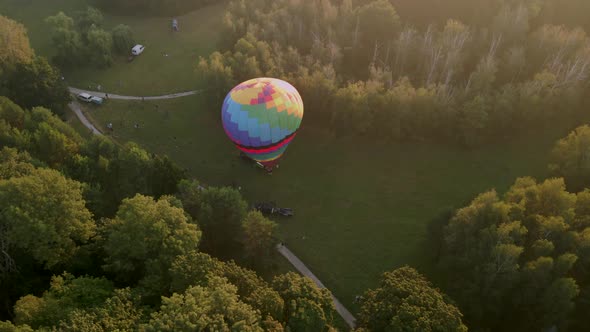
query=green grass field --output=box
[81,95,570,311]
[0,0,225,95]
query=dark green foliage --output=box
[169,251,284,322]
[111,24,135,55]
[45,8,122,68]
[57,288,145,331]
[550,125,590,191]
[75,7,104,38]
[100,195,201,302]
[4,55,70,117]
[356,266,467,332]
[241,210,278,265]
[85,27,113,68]
[439,177,585,331]
[145,276,264,331]
[272,272,335,332]
[13,273,114,329]
[177,184,247,259]
[0,167,95,270]
[44,12,84,66]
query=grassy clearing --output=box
[0,0,225,95]
[83,95,568,311]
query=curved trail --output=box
[277,244,357,329]
[68,87,203,100]
[69,101,102,136]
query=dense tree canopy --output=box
[550,125,590,191]
[0,167,95,270]
[100,194,201,300]
[146,276,264,331]
[111,24,135,55]
[241,210,278,263]
[208,0,590,147]
[5,56,70,116]
[357,266,467,332]
[13,273,114,329]
[439,177,589,330]
[179,184,247,258]
[45,7,134,68]
[272,272,336,332]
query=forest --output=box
[2,0,590,331]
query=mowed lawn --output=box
[0,0,225,95]
[82,96,567,311]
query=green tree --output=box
[348,0,400,74]
[176,179,203,218]
[0,147,35,180]
[145,276,263,331]
[45,12,83,66]
[111,24,135,55]
[291,65,337,123]
[196,52,235,104]
[197,186,247,258]
[441,177,581,331]
[101,194,201,300]
[272,272,335,332]
[85,27,113,67]
[5,55,70,116]
[331,82,373,135]
[149,154,186,198]
[33,121,80,168]
[75,7,104,37]
[356,266,467,332]
[109,142,152,202]
[0,168,95,270]
[13,273,114,329]
[57,288,145,331]
[549,125,590,191]
[455,95,490,147]
[169,252,284,322]
[0,321,34,332]
[242,210,278,261]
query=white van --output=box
[131,44,145,55]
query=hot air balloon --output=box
[221,77,304,172]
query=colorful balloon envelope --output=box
[221,77,304,170]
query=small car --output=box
[77,93,103,105]
[131,44,145,56]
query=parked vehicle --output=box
[131,44,145,55]
[77,92,103,105]
[254,202,294,217]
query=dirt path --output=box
[69,101,102,136]
[277,244,357,329]
[68,87,202,100]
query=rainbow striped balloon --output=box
[221,78,304,169]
